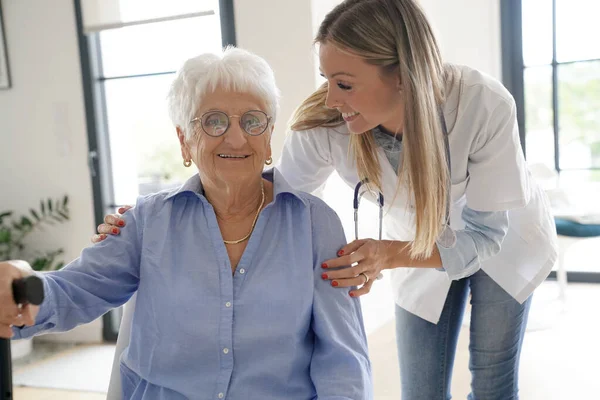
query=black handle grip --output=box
[0,276,43,400]
[12,276,44,306]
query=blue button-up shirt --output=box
[14,169,372,400]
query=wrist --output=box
[8,260,34,277]
[383,240,409,270]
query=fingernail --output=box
[349,292,356,297]
[118,220,125,227]
[338,250,344,256]
[112,228,119,234]
[331,281,338,287]
[321,263,328,269]
[118,208,125,213]
[321,273,328,280]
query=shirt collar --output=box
[165,167,309,206]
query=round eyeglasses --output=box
[190,110,271,137]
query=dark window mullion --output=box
[552,0,560,172]
[555,57,600,67]
[97,71,176,82]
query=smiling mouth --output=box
[342,111,360,121]
[218,154,250,159]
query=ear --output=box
[268,125,274,141]
[176,126,190,160]
[396,79,403,93]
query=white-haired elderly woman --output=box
[0,47,372,400]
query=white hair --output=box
[167,46,281,140]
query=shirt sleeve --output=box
[309,200,373,400]
[276,128,336,193]
[437,206,509,280]
[466,97,530,211]
[12,197,145,339]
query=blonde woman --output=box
[95,0,557,398]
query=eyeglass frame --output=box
[189,110,272,138]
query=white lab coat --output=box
[277,64,558,323]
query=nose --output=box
[223,119,248,148]
[325,84,342,109]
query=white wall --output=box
[233,0,318,163]
[0,0,102,341]
[0,0,94,260]
[418,0,502,79]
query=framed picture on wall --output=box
[0,0,11,89]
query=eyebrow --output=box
[319,71,356,79]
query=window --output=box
[504,0,600,280]
[523,0,600,177]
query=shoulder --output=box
[445,64,515,129]
[445,65,518,151]
[454,64,514,108]
[286,124,351,148]
[131,184,193,218]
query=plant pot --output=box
[11,338,33,360]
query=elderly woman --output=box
[0,47,372,399]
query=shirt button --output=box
[223,348,229,354]
[239,268,245,274]
[218,393,224,399]
[225,302,231,308]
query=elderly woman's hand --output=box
[320,239,410,297]
[91,206,132,243]
[0,261,39,338]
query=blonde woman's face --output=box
[319,43,405,134]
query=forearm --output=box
[383,240,442,269]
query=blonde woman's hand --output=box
[0,260,39,338]
[91,206,132,243]
[320,239,409,297]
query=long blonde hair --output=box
[290,0,451,260]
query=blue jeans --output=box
[395,270,532,400]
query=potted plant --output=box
[0,195,69,359]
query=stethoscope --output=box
[353,111,456,257]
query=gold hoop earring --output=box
[183,159,192,168]
[264,157,273,166]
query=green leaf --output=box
[0,230,11,244]
[31,257,49,272]
[30,209,41,221]
[47,199,53,212]
[20,216,33,227]
[57,211,70,220]
[12,221,22,231]
[62,195,69,208]
[41,200,46,215]
[0,212,12,220]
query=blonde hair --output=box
[290,0,451,259]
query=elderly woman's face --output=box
[180,88,273,185]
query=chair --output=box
[554,218,600,302]
[529,163,600,303]
[107,293,137,400]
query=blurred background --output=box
[0,0,598,398]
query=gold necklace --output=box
[223,180,265,245]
